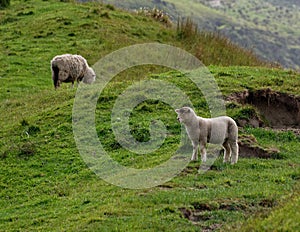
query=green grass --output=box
[0,0,300,231]
[238,191,300,231]
[210,66,300,95]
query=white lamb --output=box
[175,107,239,164]
[51,54,96,89]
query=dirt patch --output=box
[180,164,199,176]
[228,88,300,129]
[179,200,248,224]
[238,134,281,159]
[157,183,175,190]
[179,206,223,231]
[179,207,211,223]
[226,89,299,158]
[179,198,277,229]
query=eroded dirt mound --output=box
[238,134,281,159]
[228,88,300,129]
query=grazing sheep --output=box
[51,54,96,89]
[175,107,239,164]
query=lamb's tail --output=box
[228,118,238,141]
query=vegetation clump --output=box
[176,17,270,67]
[0,0,10,9]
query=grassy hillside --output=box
[103,0,300,69]
[0,0,300,231]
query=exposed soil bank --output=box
[228,88,300,129]
[238,134,281,159]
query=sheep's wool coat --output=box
[51,54,95,88]
[175,107,239,164]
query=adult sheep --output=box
[175,107,239,164]
[51,54,96,89]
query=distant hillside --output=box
[103,0,300,69]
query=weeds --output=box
[0,0,10,9]
[176,17,198,40]
[176,17,270,67]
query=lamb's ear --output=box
[185,108,191,113]
[175,109,179,113]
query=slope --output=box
[0,0,300,231]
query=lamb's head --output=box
[82,67,96,84]
[175,107,196,124]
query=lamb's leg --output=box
[52,66,59,89]
[223,141,231,163]
[230,141,239,164]
[191,142,198,161]
[199,142,207,163]
[57,70,68,89]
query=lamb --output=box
[51,54,96,89]
[175,107,239,164]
